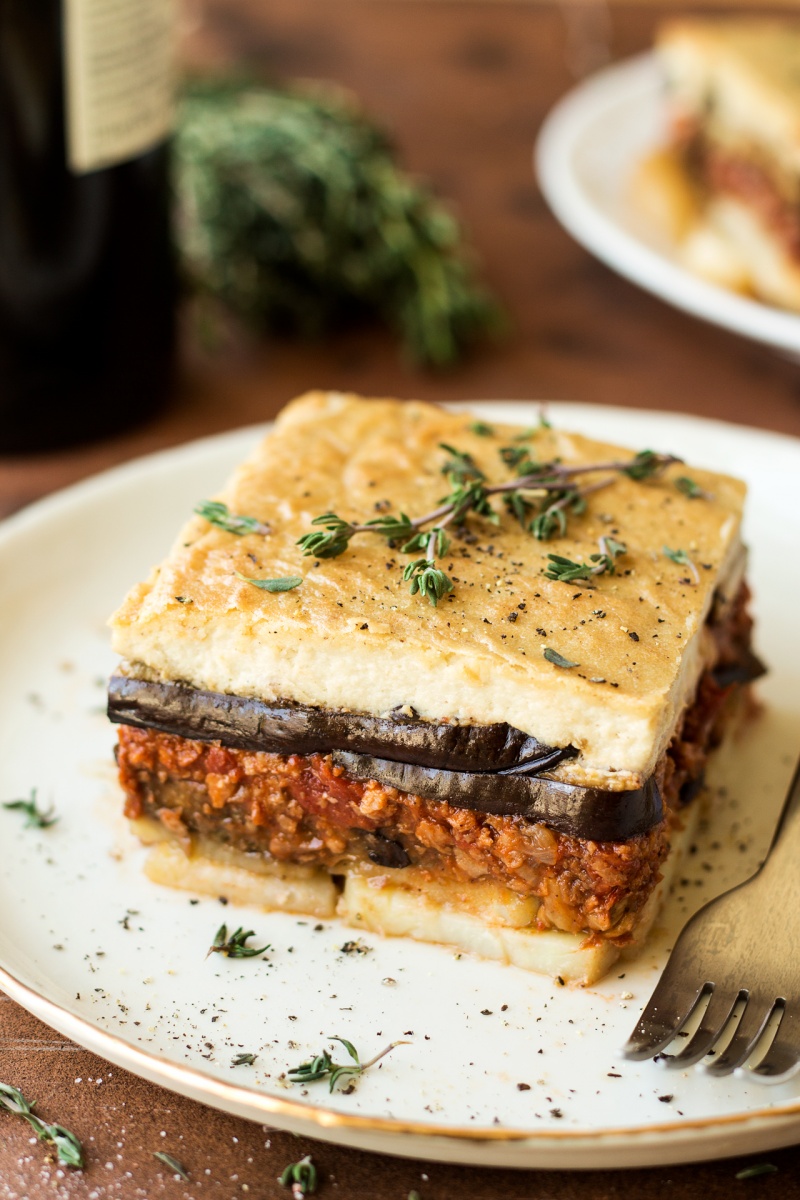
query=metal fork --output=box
[623,757,800,1082]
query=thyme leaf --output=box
[287,1049,333,1085]
[735,1164,778,1180]
[530,488,587,541]
[154,1151,190,1181]
[544,538,627,584]
[544,554,596,584]
[195,500,271,536]
[505,487,537,529]
[439,442,485,484]
[0,1082,83,1168]
[663,545,700,585]
[0,1083,32,1116]
[35,1122,84,1169]
[3,790,57,829]
[279,1154,317,1197]
[231,1052,258,1067]
[622,450,670,481]
[296,512,354,558]
[469,421,494,437]
[363,513,415,541]
[543,647,579,669]
[403,559,454,606]
[288,1037,408,1093]
[401,526,450,557]
[236,574,302,592]
[675,475,709,499]
[207,925,270,959]
[440,478,499,525]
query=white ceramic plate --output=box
[2,402,800,1170]
[535,55,800,356]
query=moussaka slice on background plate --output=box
[637,18,800,310]
[108,392,761,985]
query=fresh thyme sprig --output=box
[663,545,700,585]
[0,1082,83,1168]
[544,537,627,586]
[231,1052,258,1067]
[279,1154,318,1197]
[154,1151,189,1181]
[3,789,57,829]
[295,445,678,604]
[195,500,271,536]
[288,1037,408,1093]
[206,925,270,959]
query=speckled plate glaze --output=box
[1,402,799,1170]
[535,55,800,359]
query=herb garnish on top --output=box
[296,441,679,605]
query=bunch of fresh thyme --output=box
[176,79,500,366]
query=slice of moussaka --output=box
[108,392,762,985]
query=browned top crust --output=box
[109,392,746,787]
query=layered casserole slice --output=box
[639,18,800,310]
[108,393,760,984]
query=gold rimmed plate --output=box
[1,403,799,1168]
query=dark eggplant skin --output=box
[107,675,576,774]
[711,649,766,690]
[107,674,661,840]
[364,831,411,869]
[333,751,663,841]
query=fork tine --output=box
[704,996,776,1077]
[748,1004,800,1083]
[663,987,742,1068]
[622,975,706,1061]
[750,1039,800,1083]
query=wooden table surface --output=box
[2,2,800,1196]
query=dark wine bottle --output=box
[0,0,176,454]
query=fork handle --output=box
[757,756,800,878]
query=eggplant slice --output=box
[108,675,663,840]
[334,751,663,841]
[108,616,765,844]
[107,675,576,773]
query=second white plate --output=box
[535,54,800,356]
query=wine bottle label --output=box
[63,0,173,174]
